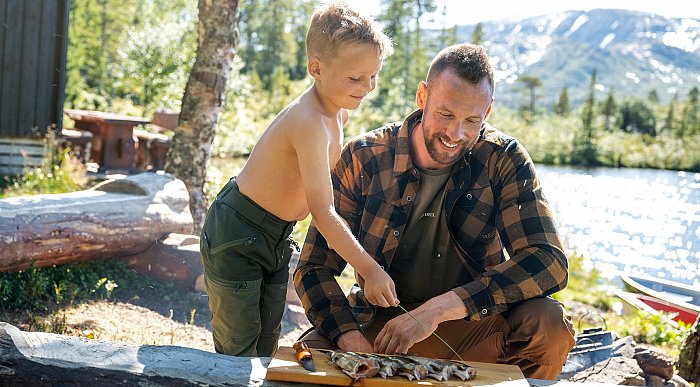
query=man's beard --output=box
[423,123,478,167]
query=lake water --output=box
[536,165,700,287]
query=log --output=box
[0,322,317,386]
[678,315,700,384]
[0,172,193,272]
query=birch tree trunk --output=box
[165,0,239,234]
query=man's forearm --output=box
[417,290,469,326]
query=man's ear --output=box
[415,81,427,109]
[308,56,321,79]
[484,98,493,120]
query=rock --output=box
[670,374,692,387]
[118,233,203,290]
[570,356,645,385]
[611,336,636,358]
[634,345,675,380]
[647,374,673,387]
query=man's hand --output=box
[336,330,374,353]
[361,264,399,308]
[373,307,438,354]
[374,291,467,355]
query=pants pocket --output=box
[205,274,263,356]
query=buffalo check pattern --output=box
[294,110,568,344]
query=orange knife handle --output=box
[293,341,312,362]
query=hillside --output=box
[454,9,699,109]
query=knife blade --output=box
[293,341,316,372]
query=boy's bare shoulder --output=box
[275,92,336,144]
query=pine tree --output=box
[664,93,677,135]
[553,86,570,116]
[517,75,542,118]
[600,88,617,131]
[647,89,659,105]
[573,70,598,165]
[471,22,484,45]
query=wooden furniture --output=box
[64,109,150,172]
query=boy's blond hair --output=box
[306,1,393,60]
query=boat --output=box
[618,273,700,324]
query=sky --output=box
[352,0,700,27]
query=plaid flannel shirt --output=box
[293,110,568,344]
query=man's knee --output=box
[509,297,574,338]
[503,297,575,361]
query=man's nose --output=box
[445,122,467,142]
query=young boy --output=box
[200,2,397,356]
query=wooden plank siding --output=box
[0,0,69,139]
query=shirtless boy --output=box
[200,2,396,356]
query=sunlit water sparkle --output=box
[537,165,700,287]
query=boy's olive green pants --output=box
[200,178,296,356]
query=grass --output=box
[1,129,88,198]
[0,259,204,336]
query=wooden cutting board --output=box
[266,346,528,386]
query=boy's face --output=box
[312,43,383,110]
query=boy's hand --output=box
[362,265,399,308]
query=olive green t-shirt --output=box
[389,166,470,303]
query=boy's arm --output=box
[293,140,367,345]
[291,120,398,308]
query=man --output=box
[293,43,575,380]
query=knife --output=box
[293,341,316,372]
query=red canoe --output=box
[618,273,700,325]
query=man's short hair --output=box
[306,1,393,60]
[427,43,495,97]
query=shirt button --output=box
[481,308,488,315]
[393,230,400,237]
[466,193,473,200]
[412,168,417,175]
[406,195,412,202]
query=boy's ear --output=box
[415,81,428,109]
[308,56,322,78]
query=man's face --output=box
[416,70,492,169]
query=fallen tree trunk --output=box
[0,172,193,272]
[0,322,316,386]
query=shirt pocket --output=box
[453,187,497,244]
[359,194,402,259]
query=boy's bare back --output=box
[236,87,345,222]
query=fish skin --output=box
[386,355,429,381]
[328,350,380,381]
[359,353,397,378]
[408,356,454,381]
[448,360,478,380]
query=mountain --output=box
[453,9,700,109]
